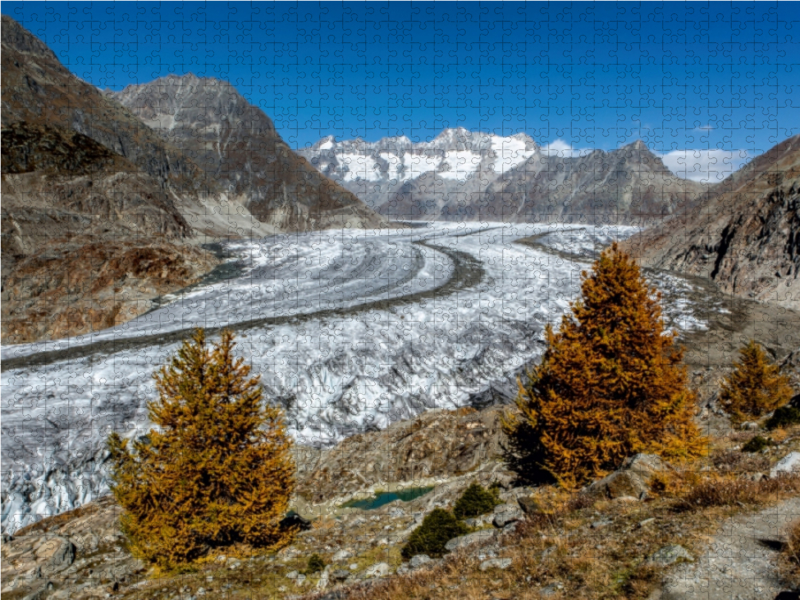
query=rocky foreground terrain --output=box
[4,401,800,600]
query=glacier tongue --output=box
[2,222,708,533]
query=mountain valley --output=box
[2,11,800,600]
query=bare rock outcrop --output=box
[624,134,800,310]
[293,406,510,504]
[112,75,391,232]
[0,497,144,600]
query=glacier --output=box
[0,222,719,533]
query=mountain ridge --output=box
[0,16,391,343]
[299,131,706,223]
[111,73,391,232]
[623,133,800,309]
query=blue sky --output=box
[5,1,799,181]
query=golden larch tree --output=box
[720,340,793,422]
[504,242,705,489]
[107,329,295,569]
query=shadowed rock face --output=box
[1,16,210,195]
[0,17,224,343]
[113,75,390,232]
[624,134,800,310]
[0,121,219,344]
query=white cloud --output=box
[541,139,593,158]
[695,125,714,131]
[659,149,749,182]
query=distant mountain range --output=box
[304,128,800,309]
[299,131,707,224]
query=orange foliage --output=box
[107,329,295,569]
[504,243,705,489]
[720,340,793,422]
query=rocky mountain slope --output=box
[111,75,389,232]
[299,131,705,224]
[0,16,388,343]
[0,121,219,343]
[623,134,800,310]
[482,140,706,224]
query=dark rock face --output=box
[1,16,208,194]
[624,134,800,310]
[0,17,225,343]
[113,75,389,232]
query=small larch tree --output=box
[107,329,295,569]
[504,242,705,489]
[720,340,793,423]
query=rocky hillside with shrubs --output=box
[5,404,800,600]
[5,243,800,600]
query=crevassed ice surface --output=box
[1,222,712,533]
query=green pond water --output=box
[343,486,434,510]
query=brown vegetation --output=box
[720,340,795,422]
[504,243,705,488]
[107,330,296,569]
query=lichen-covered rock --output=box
[479,557,512,571]
[586,454,669,500]
[492,504,525,528]
[647,544,694,566]
[363,562,390,579]
[35,537,75,573]
[444,529,496,552]
[771,452,800,478]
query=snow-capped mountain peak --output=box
[298,128,541,218]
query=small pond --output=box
[342,486,434,510]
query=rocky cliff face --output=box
[623,135,800,310]
[300,132,705,224]
[481,140,706,224]
[1,16,236,343]
[112,75,390,232]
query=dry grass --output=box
[678,473,800,511]
[778,518,800,589]
[301,495,700,600]
[295,470,800,600]
[711,449,770,474]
